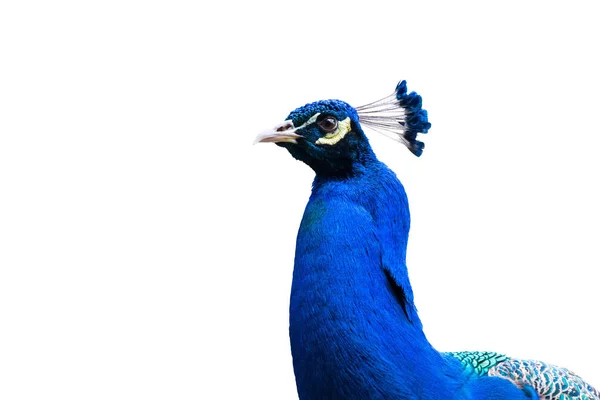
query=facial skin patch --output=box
[316,117,352,146]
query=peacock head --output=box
[255,80,431,176]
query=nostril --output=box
[275,121,295,132]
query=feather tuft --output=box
[356,80,430,157]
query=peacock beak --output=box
[254,120,302,144]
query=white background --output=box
[1,1,599,399]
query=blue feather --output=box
[356,80,430,157]
[288,155,536,399]
[395,80,431,156]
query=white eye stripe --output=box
[297,113,320,129]
[315,117,352,146]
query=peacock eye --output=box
[317,116,338,133]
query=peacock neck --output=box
[289,160,539,400]
[309,144,378,180]
[289,161,466,399]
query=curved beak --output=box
[254,120,302,144]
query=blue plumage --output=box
[256,80,597,399]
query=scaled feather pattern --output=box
[257,80,598,399]
[449,351,600,400]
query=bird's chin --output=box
[276,142,294,149]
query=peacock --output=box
[255,80,599,399]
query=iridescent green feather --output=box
[446,351,600,400]
[447,351,509,376]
